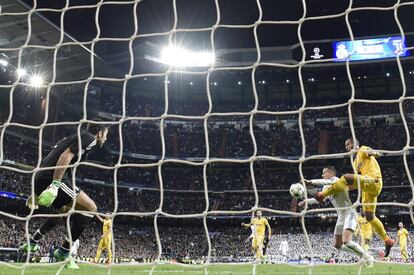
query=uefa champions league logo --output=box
[311,47,324,59]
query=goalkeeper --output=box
[20,121,108,267]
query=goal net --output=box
[1,0,414,274]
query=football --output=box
[289,183,305,199]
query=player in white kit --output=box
[299,166,373,267]
[68,239,80,269]
[279,240,289,262]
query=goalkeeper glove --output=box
[38,180,61,207]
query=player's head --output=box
[322,166,336,179]
[399,222,404,228]
[345,138,359,152]
[87,120,109,147]
[360,211,365,218]
[256,210,262,218]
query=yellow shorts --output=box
[356,176,382,212]
[362,233,373,242]
[98,238,111,250]
[252,235,264,250]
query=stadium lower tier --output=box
[0,214,412,263]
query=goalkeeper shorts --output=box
[34,175,80,209]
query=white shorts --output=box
[334,209,357,235]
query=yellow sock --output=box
[369,217,388,241]
[321,176,348,197]
[363,243,370,252]
[107,248,112,263]
[95,248,102,262]
[256,249,262,260]
[401,251,408,260]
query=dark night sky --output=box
[20,0,414,60]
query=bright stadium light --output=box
[16,68,27,78]
[29,75,44,88]
[0,53,8,67]
[160,45,215,67]
[0,59,7,67]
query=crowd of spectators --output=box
[1,214,411,263]
[2,82,414,264]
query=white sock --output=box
[345,241,365,258]
[339,244,355,254]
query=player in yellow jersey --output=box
[242,210,271,261]
[396,222,412,261]
[316,138,395,257]
[356,212,373,252]
[94,213,112,263]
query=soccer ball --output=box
[289,183,305,199]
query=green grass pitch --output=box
[1,263,414,275]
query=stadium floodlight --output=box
[0,53,8,67]
[29,75,44,88]
[0,59,7,67]
[160,45,215,67]
[16,68,27,78]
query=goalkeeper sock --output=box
[32,217,62,243]
[62,213,92,250]
[321,176,348,197]
[369,217,388,241]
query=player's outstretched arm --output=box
[52,148,75,181]
[96,214,105,223]
[364,148,382,158]
[305,178,335,187]
[267,223,271,239]
[298,198,321,208]
[241,222,252,227]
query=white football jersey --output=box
[279,240,289,254]
[70,239,80,257]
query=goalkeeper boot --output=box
[19,242,39,253]
[54,248,69,262]
[65,259,80,269]
[384,238,395,258]
[38,181,61,207]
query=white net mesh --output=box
[1,0,414,274]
